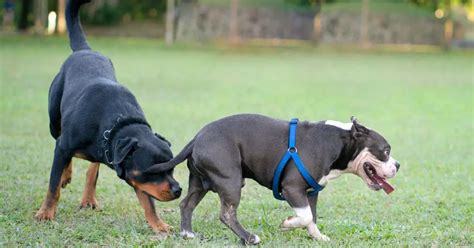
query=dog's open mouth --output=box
[363,162,394,194]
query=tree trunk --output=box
[228,0,239,43]
[312,0,324,44]
[443,0,452,50]
[57,0,66,34]
[166,0,175,44]
[360,0,369,47]
[18,0,32,31]
[34,0,48,34]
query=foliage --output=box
[80,0,167,26]
[0,36,473,247]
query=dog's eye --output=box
[384,150,390,156]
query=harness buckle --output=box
[288,147,297,153]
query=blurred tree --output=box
[33,0,47,33]
[284,0,335,8]
[165,0,175,44]
[17,0,32,31]
[229,0,239,43]
[80,0,166,26]
[57,0,65,33]
[360,0,369,47]
[409,0,470,10]
[313,0,324,43]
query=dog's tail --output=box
[66,0,91,52]
[145,138,195,174]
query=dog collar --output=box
[272,118,325,201]
[103,116,150,178]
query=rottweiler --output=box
[34,0,181,234]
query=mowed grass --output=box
[0,36,473,247]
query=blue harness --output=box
[272,118,325,200]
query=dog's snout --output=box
[395,161,400,171]
[171,185,182,197]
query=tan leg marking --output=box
[35,160,73,220]
[35,188,60,221]
[135,189,172,234]
[80,162,100,209]
[60,161,72,188]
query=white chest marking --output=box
[325,120,353,130]
[318,169,346,186]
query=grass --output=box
[0,35,473,247]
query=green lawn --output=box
[0,36,473,247]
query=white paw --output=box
[307,222,330,241]
[180,230,195,239]
[315,233,330,241]
[246,234,260,245]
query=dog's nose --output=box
[171,185,182,197]
[395,162,400,171]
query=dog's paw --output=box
[243,234,261,245]
[316,233,330,241]
[307,223,330,241]
[34,208,55,221]
[280,216,294,231]
[79,198,98,209]
[153,221,172,234]
[180,230,196,239]
[310,231,330,241]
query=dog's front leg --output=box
[280,189,330,241]
[135,189,171,235]
[306,193,329,240]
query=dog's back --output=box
[48,0,138,139]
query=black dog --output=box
[145,114,400,244]
[35,0,181,234]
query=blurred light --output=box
[435,9,444,19]
[468,12,474,22]
[47,11,57,35]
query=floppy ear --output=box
[112,137,138,177]
[350,116,369,139]
[155,133,171,147]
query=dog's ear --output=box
[350,116,369,139]
[155,133,171,147]
[112,137,138,177]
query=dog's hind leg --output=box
[213,175,260,245]
[60,160,72,188]
[179,171,208,239]
[35,140,73,220]
[80,162,100,209]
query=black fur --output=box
[36,0,181,224]
[145,114,398,244]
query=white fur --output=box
[281,206,330,241]
[281,206,313,228]
[180,230,195,239]
[325,120,353,130]
[307,223,330,241]
[348,148,398,186]
[252,235,260,244]
[318,169,346,186]
[383,156,397,178]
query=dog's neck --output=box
[317,128,358,186]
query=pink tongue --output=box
[373,174,394,194]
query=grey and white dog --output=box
[145,114,400,244]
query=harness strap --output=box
[272,118,324,201]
